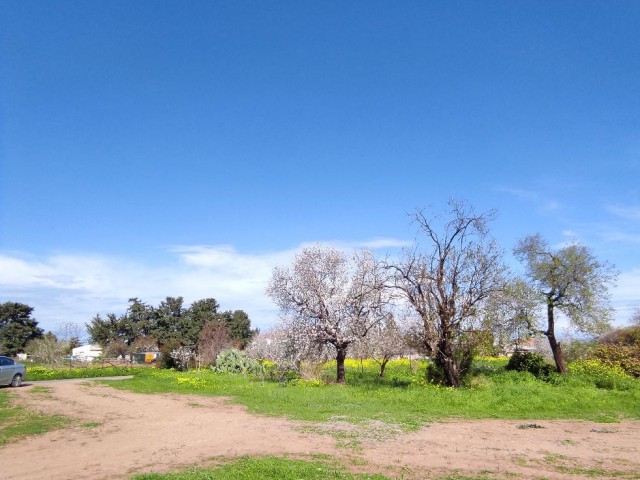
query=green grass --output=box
[27,364,143,381]
[536,452,640,479]
[104,358,640,431]
[129,456,516,480]
[132,457,388,480]
[0,389,70,446]
[130,456,502,480]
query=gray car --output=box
[0,356,26,387]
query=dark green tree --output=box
[86,313,124,347]
[86,296,255,359]
[152,296,201,347]
[0,302,44,356]
[122,298,156,344]
[189,298,221,330]
[217,310,255,348]
[86,299,157,348]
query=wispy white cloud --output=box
[2,233,634,336]
[0,238,410,335]
[0,247,285,333]
[351,238,413,249]
[495,186,560,212]
[550,230,581,250]
[601,231,640,245]
[607,205,640,221]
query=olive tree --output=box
[391,201,507,387]
[482,278,541,354]
[266,245,390,383]
[514,234,616,373]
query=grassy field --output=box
[132,456,389,480]
[105,358,640,429]
[0,387,70,446]
[2,357,639,479]
[131,456,491,480]
[26,363,143,381]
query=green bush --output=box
[265,362,300,383]
[591,326,640,378]
[212,348,264,375]
[591,344,640,378]
[561,338,595,364]
[505,351,554,379]
[159,339,182,369]
[567,359,635,390]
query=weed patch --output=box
[0,390,70,446]
[131,456,389,479]
[27,364,140,381]
[105,358,640,428]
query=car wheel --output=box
[10,374,22,387]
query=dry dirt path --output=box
[2,379,639,480]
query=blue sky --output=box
[1,1,639,335]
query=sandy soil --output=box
[2,379,639,480]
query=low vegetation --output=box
[0,389,69,446]
[26,364,141,381]
[131,456,492,480]
[105,357,640,429]
[132,456,389,480]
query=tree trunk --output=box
[436,338,460,387]
[336,346,347,384]
[379,358,389,378]
[546,299,567,374]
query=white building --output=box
[72,344,103,362]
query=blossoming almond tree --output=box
[266,245,390,383]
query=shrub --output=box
[264,361,300,383]
[568,359,635,390]
[159,339,181,369]
[592,325,640,377]
[561,338,595,364]
[598,325,640,346]
[423,347,474,385]
[591,344,640,378]
[170,346,195,372]
[212,348,264,375]
[505,351,554,379]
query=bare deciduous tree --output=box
[198,321,233,366]
[391,200,507,387]
[266,245,390,383]
[105,339,129,359]
[26,333,67,364]
[514,234,616,373]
